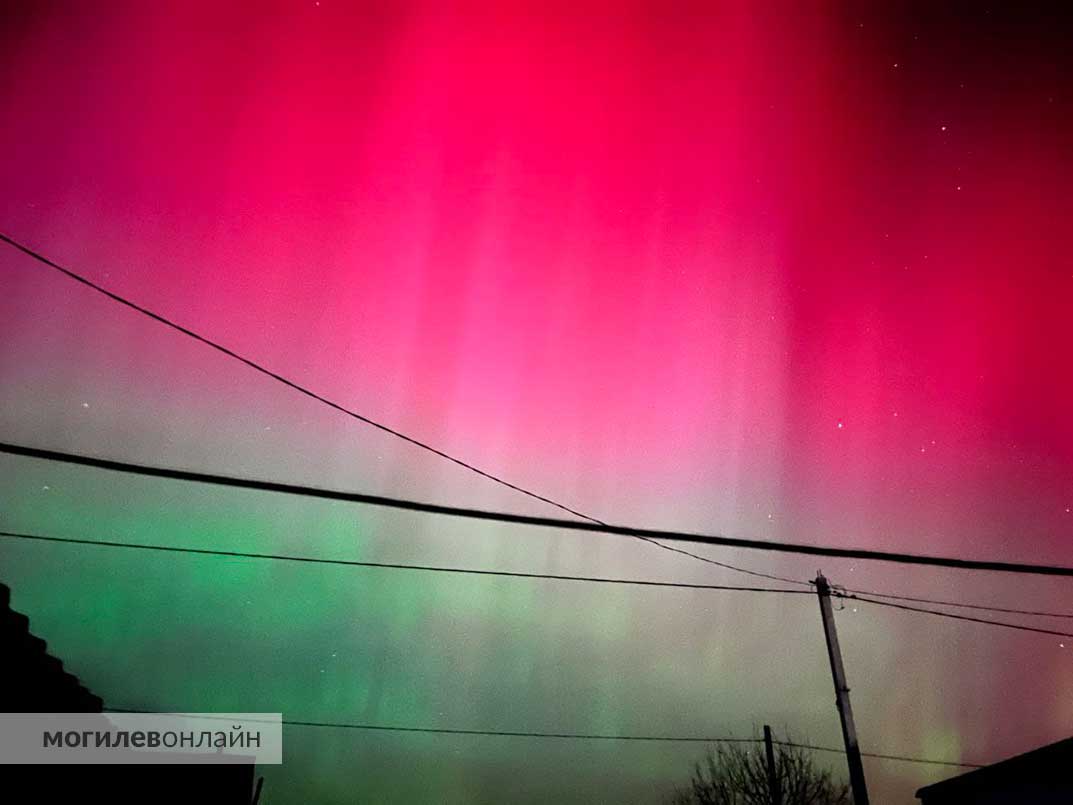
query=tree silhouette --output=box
[667,732,850,805]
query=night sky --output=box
[1,2,1071,803]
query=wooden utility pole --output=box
[763,724,782,805]
[814,574,869,805]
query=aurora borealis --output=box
[1,1,1072,802]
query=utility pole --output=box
[763,724,782,805]
[815,574,869,805]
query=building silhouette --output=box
[1,581,257,804]
[916,737,1073,804]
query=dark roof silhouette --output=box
[1,581,104,712]
[916,736,1073,804]
[1,581,257,804]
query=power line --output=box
[289,722,746,743]
[626,537,805,586]
[103,709,981,767]
[286,724,984,768]
[0,231,800,587]
[0,530,809,596]
[8,529,1068,641]
[843,593,1073,639]
[3,234,1068,612]
[841,587,1073,620]
[4,440,1073,578]
[775,741,983,769]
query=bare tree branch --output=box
[666,729,850,805]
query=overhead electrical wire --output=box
[4,439,1073,578]
[103,708,982,768]
[843,593,1073,639]
[0,530,808,595]
[840,587,1073,620]
[6,527,1069,640]
[3,233,1069,618]
[0,231,802,587]
[282,724,987,768]
[776,741,983,769]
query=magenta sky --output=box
[1,2,1071,803]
